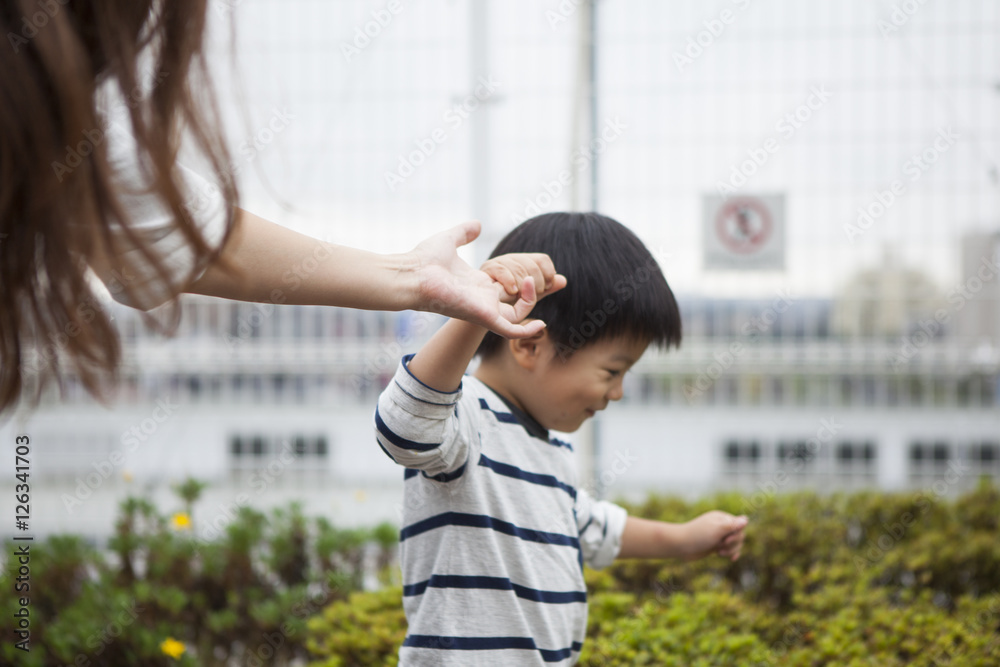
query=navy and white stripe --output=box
[402,635,584,663]
[477,454,577,500]
[403,575,587,604]
[376,356,628,666]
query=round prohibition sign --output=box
[715,197,772,254]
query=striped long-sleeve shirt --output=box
[375,354,628,666]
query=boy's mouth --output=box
[585,409,596,417]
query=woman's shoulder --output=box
[90,114,229,309]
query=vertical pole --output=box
[582,0,605,499]
[470,0,491,263]
[588,0,599,213]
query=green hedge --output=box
[305,479,1000,666]
[1,481,396,667]
[5,480,999,665]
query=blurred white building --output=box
[954,231,1000,346]
[2,0,999,543]
[4,244,998,542]
[832,249,945,339]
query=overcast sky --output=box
[203,0,999,299]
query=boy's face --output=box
[515,334,648,433]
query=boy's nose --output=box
[607,382,624,402]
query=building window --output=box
[777,440,812,463]
[722,439,762,474]
[968,441,1000,475]
[230,432,329,473]
[776,439,822,475]
[909,440,951,478]
[835,440,876,475]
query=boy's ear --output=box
[508,326,550,371]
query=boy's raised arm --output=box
[406,318,498,393]
[374,255,564,476]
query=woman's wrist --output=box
[385,248,425,312]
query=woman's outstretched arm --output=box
[185,209,548,338]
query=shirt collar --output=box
[479,381,550,441]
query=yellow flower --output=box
[170,512,191,531]
[122,470,133,483]
[160,637,186,659]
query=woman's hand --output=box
[409,221,565,338]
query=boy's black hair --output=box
[477,212,682,360]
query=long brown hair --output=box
[0,0,238,414]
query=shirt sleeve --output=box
[96,120,229,311]
[374,354,475,478]
[575,487,628,569]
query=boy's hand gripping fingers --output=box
[482,253,567,304]
[682,511,749,562]
[501,276,543,334]
[410,222,551,338]
[464,274,545,339]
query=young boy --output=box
[375,212,748,666]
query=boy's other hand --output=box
[681,511,748,562]
[482,253,567,304]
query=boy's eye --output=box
[605,369,622,378]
